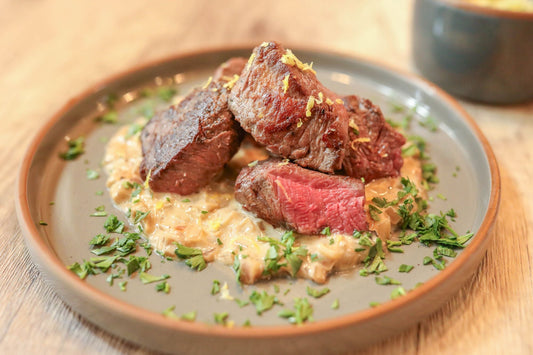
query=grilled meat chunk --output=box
[342,95,406,181]
[213,57,247,81]
[235,159,367,235]
[228,42,349,173]
[139,64,245,194]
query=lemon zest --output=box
[282,74,290,94]
[202,76,213,89]
[222,74,240,90]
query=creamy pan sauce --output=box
[103,124,424,284]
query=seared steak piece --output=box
[228,42,349,173]
[235,159,367,235]
[213,57,247,81]
[139,80,242,195]
[342,95,406,181]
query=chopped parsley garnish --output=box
[67,261,95,279]
[368,205,382,221]
[133,210,150,225]
[139,272,170,284]
[119,281,127,291]
[398,264,414,273]
[422,163,439,185]
[90,244,116,256]
[391,286,407,300]
[86,169,99,180]
[320,226,331,236]
[89,233,109,246]
[249,290,281,315]
[174,243,207,271]
[59,136,85,160]
[306,286,330,298]
[235,298,250,308]
[419,115,438,132]
[214,312,229,325]
[399,232,417,245]
[331,299,340,310]
[162,305,179,320]
[358,233,373,247]
[181,311,197,322]
[90,255,119,272]
[401,144,418,157]
[386,240,404,253]
[359,237,387,276]
[211,280,221,295]
[103,93,118,108]
[138,103,155,119]
[139,88,154,98]
[375,276,401,285]
[156,281,170,293]
[39,221,48,226]
[278,298,313,324]
[96,111,118,124]
[140,241,152,256]
[232,254,242,283]
[124,255,151,276]
[181,198,190,203]
[106,269,124,286]
[113,234,140,256]
[125,123,143,139]
[423,256,445,270]
[390,102,405,113]
[434,245,457,258]
[259,231,307,278]
[103,215,125,233]
[157,87,177,102]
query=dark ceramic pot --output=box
[413,0,533,104]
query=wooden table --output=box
[1,0,531,354]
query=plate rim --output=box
[15,44,501,341]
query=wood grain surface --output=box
[1,0,532,354]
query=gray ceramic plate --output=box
[16,46,500,354]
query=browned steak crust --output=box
[228,42,349,173]
[342,95,406,181]
[139,63,244,195]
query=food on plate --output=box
[228,42,349,174]
[103,42,435,285]
[234,158,367,235]
[213,57,247,81]
[139,63,244,195]
[341,95,405,181]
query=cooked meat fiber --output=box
[342,95,406,181]
[213,57,247,81]
[235,159,368,235]
[139,79,242,195]
[228,42,349,173]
